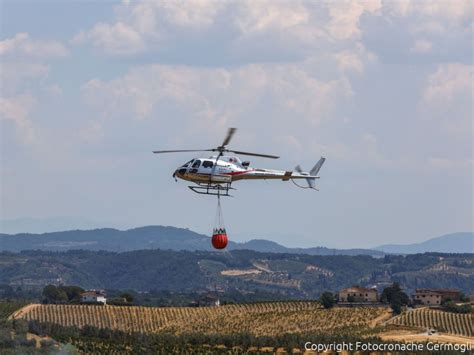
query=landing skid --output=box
[188,182,234,197]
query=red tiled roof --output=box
[415,288,460,294]
[339,287,377,293]
[81,291,105,297]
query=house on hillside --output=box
[195,293,220,307]
[413,288,460,306]
[80,290,106,304]
[338,286,378,302]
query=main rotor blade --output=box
[228,150,279,159]
[153,149,214,154]
[221,127,237,147]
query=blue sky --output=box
[0,0,472,248]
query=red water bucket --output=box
[212,231,228,249]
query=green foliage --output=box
[0,301,28,321]
[319,292,335,309]
[381,283,410,314]
[441,301,472,314]
[42,285,68,303]
[0,316,53,352]
[42,284,84,304]
[28,320,407,353]
[120,292,134,303]
[0,250,472,303]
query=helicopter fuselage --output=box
[173,155,317,184]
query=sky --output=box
[0,0,472,248]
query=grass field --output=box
[14,302,387,336]
[388,308,473,337]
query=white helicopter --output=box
[153,128,325,196]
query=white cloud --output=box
[159,0,224,27]
[73,22,146,55]
[0,95,36,143]
[0,33,68,58]
[72,1,385,57]
[334,43,377,73]
[384,0,473,22]
[422,63,473,105]
[235,1,310,35]
[0,62,49,95]
[383,0,412,17]
[73,0,224,55]
[421,63,473,135]
[326,0,382,40]
[413,0,474,22]
[410,39,432,53]
[81,63,353,132]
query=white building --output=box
[80,291,106,304]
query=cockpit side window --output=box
[192,160,201,168]
[202,160,214,168]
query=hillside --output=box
[0,250,472,298]
[376,232,473,254]
[14,303,386,336]
[388,308,473,337]
[0,225,383,257]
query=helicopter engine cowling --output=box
[210,174,232,183]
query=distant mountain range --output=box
[0,226,383,257]
[375,232,473,254]
[0,226,472,255]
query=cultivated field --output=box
[14,302,386,336]
[388,308,473,337]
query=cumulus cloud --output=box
[72,22,146,55]
[421,63,473,135]
[422,63,472,105]
[0,33,68,58]
[71,1,385,57]
[384,0,473,21]
[158,0,224,27]
[80,63,353,135]
[73,0,224,55]
[235,1,310,35]
[0,62,49,95]
[334,43,377,73]
[0,95,36,143]
[326,0,381,40]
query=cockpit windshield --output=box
[182,160,193,168]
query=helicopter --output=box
[153,128,325,197]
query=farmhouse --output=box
[80,290,107,304]
[413,288,461,306]
[193,293,220,307]
[338,286,378,302]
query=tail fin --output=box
[310,157,325,176]
[294,157,325,189]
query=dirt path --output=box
[370,309,393,327]
[8,303,39,320]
